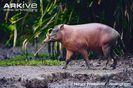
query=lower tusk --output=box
[34,43,47,56]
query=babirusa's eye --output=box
[56,30,59,32]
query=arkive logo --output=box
[3,2,38,12]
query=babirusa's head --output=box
[43,24,64,43]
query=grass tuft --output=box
[0,55,64,66]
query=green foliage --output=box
[1,23,15,32]
[0,55,64,66]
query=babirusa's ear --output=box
[60,24,64,30]
[48,28,52,33]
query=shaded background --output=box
[0,0,133,55]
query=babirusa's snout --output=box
[42,35,50,43]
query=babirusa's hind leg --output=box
[102,45,111,69]
[62,50,73,69]
[80,50,90,69]
[111,58,117,69]
[110,52,117,69]
[105,59,110,68]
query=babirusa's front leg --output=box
[62,50,73,69]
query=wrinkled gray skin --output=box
[44,23,120,70]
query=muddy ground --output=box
[0,58,133,88]
[0,47,133,88]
